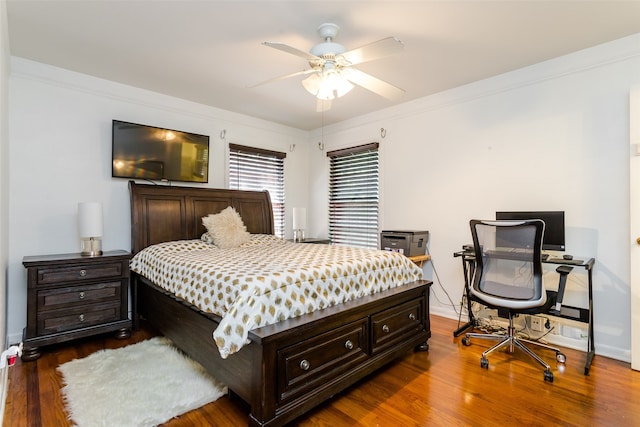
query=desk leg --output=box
[584,267,596,375]
[454,255,476,337]
[454,319,475,337]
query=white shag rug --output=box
[57,337,227,427]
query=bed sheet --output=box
[130,235,423,358]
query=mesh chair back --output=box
[470,219,546,308]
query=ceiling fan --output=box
[255,23,405,111]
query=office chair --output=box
[461,219,566,382]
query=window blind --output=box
[229,143,286,237]
[327,143,379,248]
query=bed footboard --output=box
[134,274,431,426]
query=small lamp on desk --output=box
[78,202,103,256]
[292,207,306,242]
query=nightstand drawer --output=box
[37,302,121,335]
[35,262,125,286]
[37,281,122,310]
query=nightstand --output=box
[21,250,132,361]
[286,238,331,244]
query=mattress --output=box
[130,234,423,358]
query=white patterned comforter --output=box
[130,235,423,359]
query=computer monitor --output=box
[495,211,565,251]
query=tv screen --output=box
[495,211,565,251]
[112,120,209,183]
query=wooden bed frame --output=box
[129,181,432,426]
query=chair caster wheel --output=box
[556,352,566,363]
[462,337,471,346]
[480,357,489,369]
[544,370,554,382]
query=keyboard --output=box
[546,257,584,265]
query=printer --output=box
[380,230,429,257]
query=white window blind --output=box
[327,143,379,249]
[229,144,286,237]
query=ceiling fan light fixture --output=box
[333,72,354,98]
[260,22,405,111]
[302,67,353,100]
[302,73,321,96]
[316,82,335,101]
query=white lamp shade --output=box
[78,202,103,238]
[302,69,353,100]
[292,207,306,230]
[302,73,321,96]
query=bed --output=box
[128,181,432,426]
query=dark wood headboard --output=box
[129,181,274,254]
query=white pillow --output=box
[200,232,217,246]
[202,206,250,249]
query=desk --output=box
[453,249,596,375]
[408,254,431,267]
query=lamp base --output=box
[293,229,305,242]
[80,237,103,257]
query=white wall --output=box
[6,58,308,343]
[308,33,640,362]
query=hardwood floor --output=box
[5,315,640,426]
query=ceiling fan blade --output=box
[316,98,332,112]
[263,42,320,61]
[345,68,405,100]
[249,69,316,88]
[339,37,404,66]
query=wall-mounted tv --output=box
[112,120,209,183]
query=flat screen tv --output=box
[112,120,209,183]
[495,211,565,251]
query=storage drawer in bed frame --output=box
[277,317,369,404]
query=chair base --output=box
[463,320,565,382]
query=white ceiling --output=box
[7,1,640,131]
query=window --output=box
[229,144,286,237]
[327,143,379,248]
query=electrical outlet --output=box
[530,315,545,332]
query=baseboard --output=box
[0,364,8,427]
[430,305,631,363]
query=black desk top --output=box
[454,250,594,270]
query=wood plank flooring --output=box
[5,315,640,426]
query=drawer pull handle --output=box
[382,324,390,333]
[299,359,310,371]
[79,291,85,300]
[344,340,354,350]
[408,313,417,321]
[79,314,85,322]
[79,269,87,277]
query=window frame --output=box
[229,143,286,237]
[327,142,380,248]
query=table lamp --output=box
[78,202,103,256]
[292,207,306,242]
